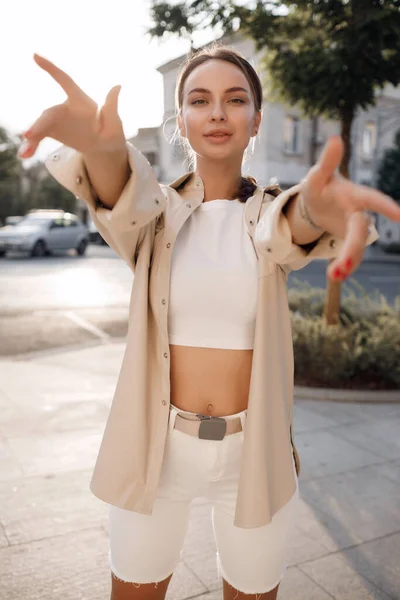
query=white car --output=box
[0,210,89,258]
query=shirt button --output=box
[132,221,137,226]
[166,242,171,248]
[163,352,168,359]
[161,298,166,305]
[52,153,60,161]
[249,219,254,226]
[266,247,272,253]
[76,175,83,185]
[329,239,336,249]
[162,400,167,406]
[155,198,160,205]
[186,203,192,209]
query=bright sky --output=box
[1,0,214,162]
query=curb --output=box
[3,341,399,403]
[295,385,400,403]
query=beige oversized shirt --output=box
[46,143,377,528]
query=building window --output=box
[284,116,301,153]
[362,122,377,158]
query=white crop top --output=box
[168,199,258,350]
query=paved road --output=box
[0,244,399,356]
[0,245,132,315]
[288,260,400,305]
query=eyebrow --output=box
[187,86,250,96]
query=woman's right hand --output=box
[19,54,126,159]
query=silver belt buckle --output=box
[197,415,227,441]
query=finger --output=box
[305,136,344,194]
[350,184,400,222]
[98,86,122,132]
[18,138,40,159]
[18,105,65,158]
[33,53,87,100]
[316,136,343,179]
[326,212,370,281]
[104,85,121,113]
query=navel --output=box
[207,403,214,414]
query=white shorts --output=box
[109,404,299,595]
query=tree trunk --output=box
[323,113,354,325]
[309,116,319,166]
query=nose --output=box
[211,114,226,122]
[210,102,227,122]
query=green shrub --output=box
[289,280,400,390]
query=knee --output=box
[110,571,173,600]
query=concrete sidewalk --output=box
[0,341,399,600]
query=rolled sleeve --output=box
[255,184,379,271]
[45,142,166,268]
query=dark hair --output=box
[175,44,263,203]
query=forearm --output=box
[82,147,131,209]
[283,192,325,245]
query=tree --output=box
[377,130,400,203]
[148,0,400,324]
[0,127,22,224]
[32,174,77,214]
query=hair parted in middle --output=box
[172,43,263,203]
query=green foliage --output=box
[148,1,238,41]
[0,125,76,223]
[259,1,400,121]
[289,282,400,389]
[0,127,20,182]
[377,129,400,203]
[0,127,21,224]
[30,175,77,214]
[148,2,194,41]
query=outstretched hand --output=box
[299,136,400,281]
[19,54,126,159]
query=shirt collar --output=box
[168,172,268,212]
[168,172,204,192]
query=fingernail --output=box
[18,141,30,157]
[332,267,347,281]
[344,257,353,271]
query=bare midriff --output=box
[169,345,253,417]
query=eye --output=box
[230,98,246,104]
[191,99,207,105]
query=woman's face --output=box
[178,59,261,164]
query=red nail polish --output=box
[344,258,353,270]
[333,267,342,279]
[18,141,30,158]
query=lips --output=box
[204,130,232,138]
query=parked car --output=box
[0,210,89,258]
[5,216,24,226]
[87,215,108,245]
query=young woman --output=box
[20,45,400,600]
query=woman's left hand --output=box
[299,136,400,281]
